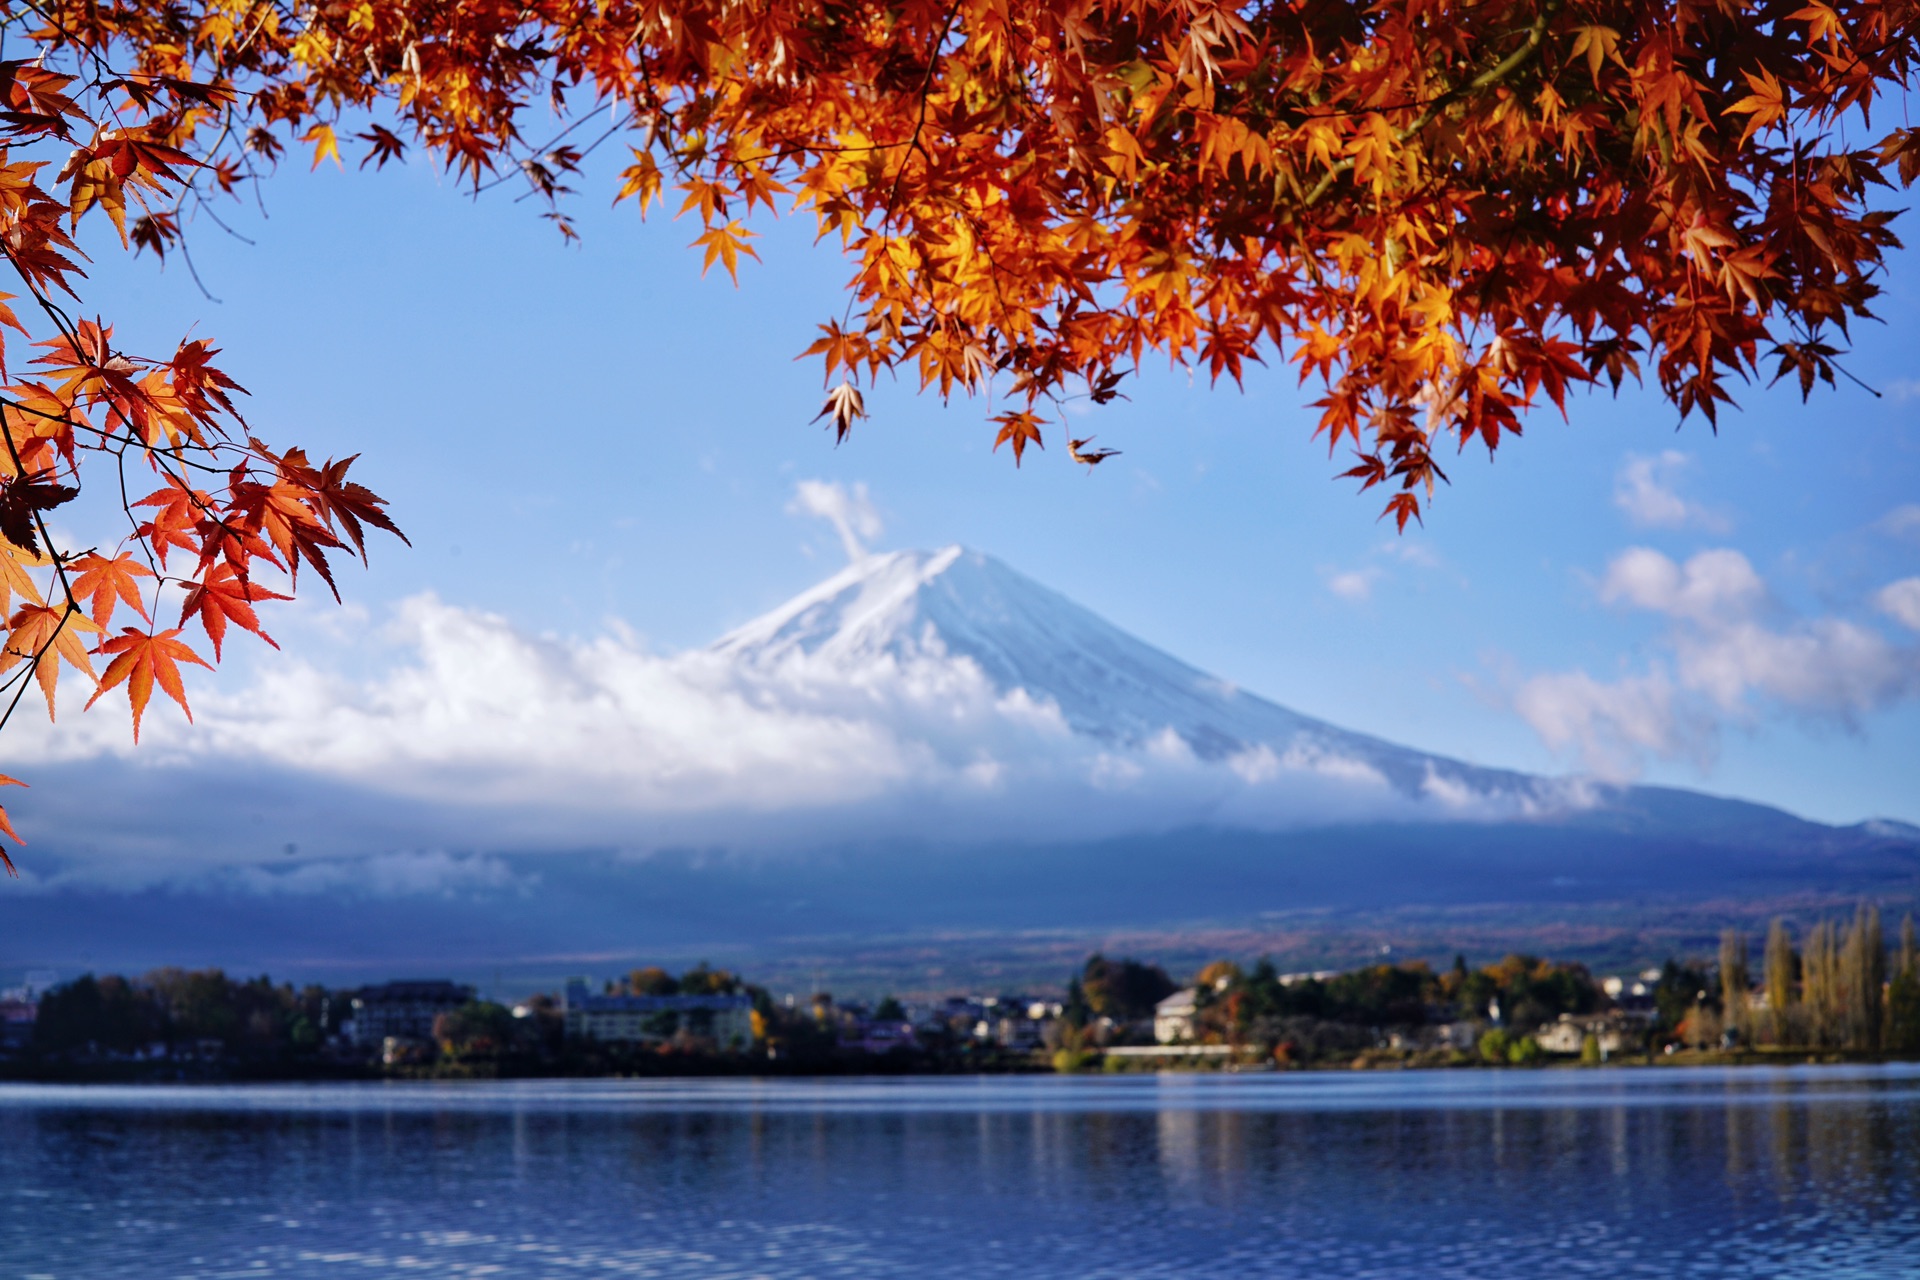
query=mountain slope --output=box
[716,546,1569,808]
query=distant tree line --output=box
[1197,954,1599,1063]
[1065,905,1920,1066]
[1053,950,1602,1064]
[16,907,1918,1078]
[29,969,337,1063]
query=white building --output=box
[1535,1015,1588,1055]
[1537,1012,1639,1057]
[1154,988,1199,1044]
[563,979,754,1049]
[350,980,475,1048]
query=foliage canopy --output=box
[1,0,1917,850]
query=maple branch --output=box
[879,0,964,227]
[1302,0,1562,208]
[0,384,84,739]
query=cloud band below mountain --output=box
[4,563,1584,886]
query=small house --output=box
[1154,988,1199,1044]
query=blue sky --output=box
[35,151,1920,838]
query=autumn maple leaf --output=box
[358,125,408,169]
[305,454,408,562]
[303,122,341,170]
[0,540,45,614]
[179,562,288,660]
[0,473,79,555]
[132,477,210,568]
[0,772,22,873]
[690,220,758,283]
[812,381,866,445]
[991,411,1045,466]
[2,602,99,717]
[85,626,212,742]
[67,550,154,627]
[1068,437,1121,468]
[1723,70,1787,149]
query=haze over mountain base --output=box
[4,816,1914,994]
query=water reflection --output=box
[0,1067,1915,1277]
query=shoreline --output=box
[4,1045,1914,1086]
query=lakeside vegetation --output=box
[5,908,1915,1081]
[1057,907,1919,1071]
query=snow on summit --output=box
[715,546,1555,808]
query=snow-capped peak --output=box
[712,547,1544,805]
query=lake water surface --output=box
[2,1065,1916,1278]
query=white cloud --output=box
[1380,539,1441,568]
[1612,452,1729,531]
[216,850,531,898]
[1673,617,1911,717]
[1512,548,1920,776]
[1878,577,1920,632]
[788,480,882,563]
[1327,569,1379,601]
[4,587,1527,872]
[1599,546,1765,624]
[1879,504,1920,538]
[1513,669,1703,781]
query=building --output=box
[1276,970,1339,986]
[1535,1015,1589,1055]
[0,997,35,1053]
[843,1020,919,1054]
[1537,1012,1644,1058]
[1154,988,1199,1044]
[973,1014,1046,1051]
[563,979,754,1048]
[350,980,475,1048]
[1386,1022,1479,1052]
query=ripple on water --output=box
[0,1067,1915,1277]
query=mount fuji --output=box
[1,544,1915,984]
[708,546,1899,845]
[714,544,1531,798]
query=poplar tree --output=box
[1888,915,1920,1055]
[1764,919,1797,1047]
[1804,920,1838,1049]
[1719,928,1750,1044]
[1840,904,1884,1053]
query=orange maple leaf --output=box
[0,772,21,872]
[991,411,1046,467]
[67,550,154,627]
[133,477,211,568]
[1723,70,1787,149]
[690,221,759,283]
[85,626,212,742]
[303,122,341,170]
[2,602,99,718]
[179,562,288,660]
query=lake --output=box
[2,1065,1916,1277]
